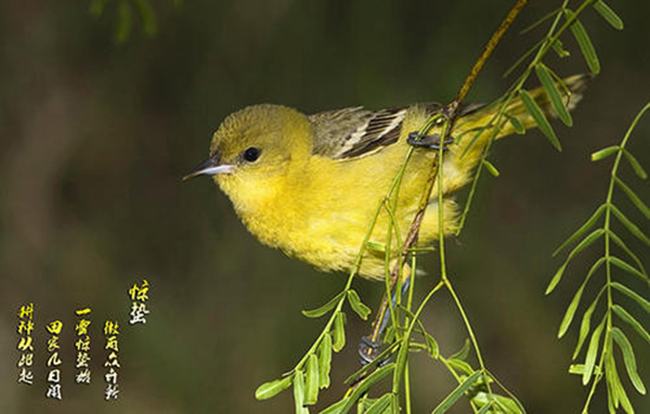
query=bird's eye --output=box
[243,147,261,162]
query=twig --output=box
[367,0,528,347]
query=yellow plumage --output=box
[189,75,586,280]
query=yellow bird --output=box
[185,76,586,281]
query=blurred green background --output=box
[1,1,648,413]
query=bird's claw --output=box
[358,336,391,366]
[407,132,454,151]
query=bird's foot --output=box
[407,132,454,151]
[358,336,391,366]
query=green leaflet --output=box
[611,205,650,246]
[593,1,624,30]
[347,289,372,320]
[332,312,346,352]
[504,113,525,134]
[558,284,585,339]
[339,363,395,413]
[615,177,650,219]
[611,327,646,395]
[552,204,604,257]
[302,292,345,318]
[293,369,308,414]
[622,149,648,179]
[583,318,605,385]
[566,10,601,74]
[431,371,482,414]
[573,291,602,360]
[364,393,395,414]
[424,332,440,359]
[609,256,647,282]
[613,305,650,344]
[551,39,570,58]
[449,339,471,361]
[611,282,650,313]
[535,64,572,126]
[305,354,319,405]
[133,0,158,36]
[482,159,500,177]
[254,375,293,401]
[609,231,648,276]
[519,89,561,151]
[318,333,333,389]
[590,145,619,161]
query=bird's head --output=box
[184,104,313,211]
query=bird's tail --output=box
[454,73,590,154]
[437,74,588,196]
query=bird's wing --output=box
[308,102,486,160]
[308,105,423,159]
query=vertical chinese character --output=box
[74,307,92,385]
[103,320,120,400]
[16,303,35,386]
[128,279,150,325]
[45,320,63,400]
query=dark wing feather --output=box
[309,106,411,159]
[308,102,487,160]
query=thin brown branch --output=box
[368,0,528,347]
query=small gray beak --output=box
[183,156,235,181]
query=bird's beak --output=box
[182,155,235,181]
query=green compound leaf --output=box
[611,282,650,313]
[566,10,601,75]
[593,1,624,30]
[432,371,483,414]
[347,289,372,320]
[318,333,333,389]
[520,89,562,151]
[535,64,573,126]
[611,327,646,395]
[552,204,605,257]
[591,145,619,161]
[302,292,345,318]
[255,375,293,401]
[613,305,650,344]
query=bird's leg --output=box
[358,273,411,365]
[407,131,454,151]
